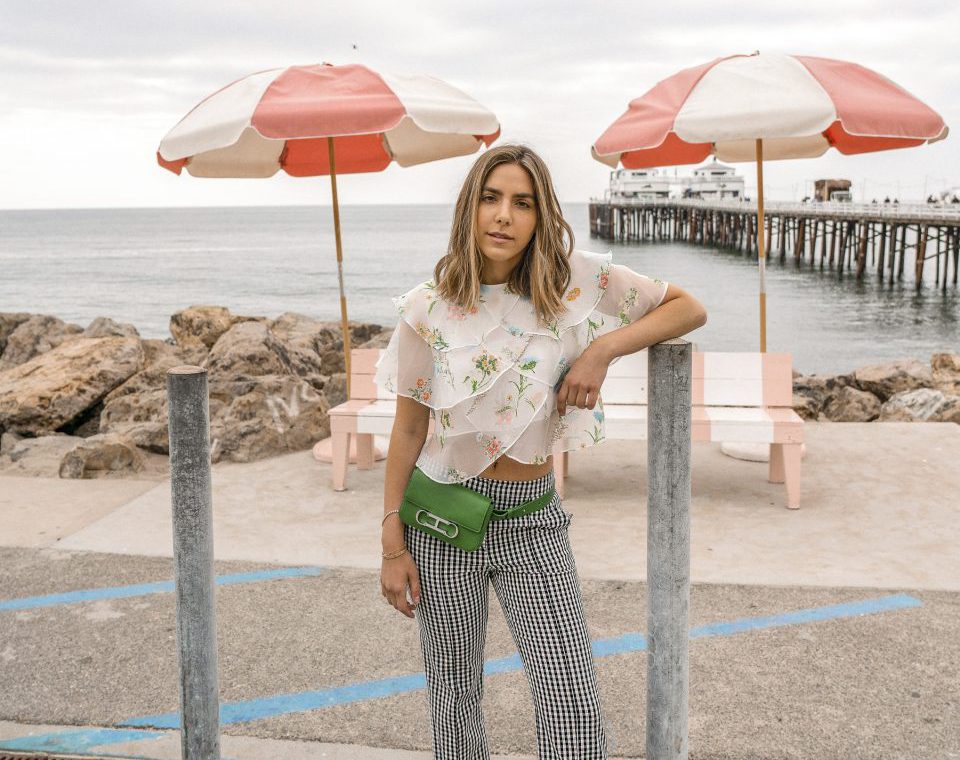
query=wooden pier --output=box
[589,199,960,290]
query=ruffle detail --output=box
[384,249,613,409]
[373,249,657,484]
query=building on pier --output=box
[606,168,672,202]
[606,159,744,202]
[687,159,744,200]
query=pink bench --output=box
[327,348,804,508]
[557,349,804,508]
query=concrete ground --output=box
[0,421,958,759]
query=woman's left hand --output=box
[555,344,610,416]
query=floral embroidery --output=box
[586,315,603,343]
[554,356,571,389]
[466,390,487,416]
[414,320,450,350]
[444,465,466,481]
[493,373,536,424]
[433,351,455,391]
[588,404,605,443]
[566,287,581,301]
[551,413,570,443]
[477,433,503,459]
[463,350,499,393]
[531,454,547,465]
[409,376,432,403]
[518,356,539,372]
[618,287,641,326]
[438,409,452,447]
[597,263,610,290]
[424,281,440,315]
[447,302,479,321]
[505,324,524,337]
[588,422,604,443]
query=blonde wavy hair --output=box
[432,144,574,325]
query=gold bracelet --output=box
[382,547,407,560]
[381,509,401,526]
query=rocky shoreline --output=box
[0,307,957,479]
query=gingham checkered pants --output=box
[404,470,611,759]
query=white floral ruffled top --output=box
[373,249,668,483]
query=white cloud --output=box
[0,0,957,208]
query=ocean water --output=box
[1,204,957,376]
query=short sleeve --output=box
[596,263,668,326]
[373,318,435,405]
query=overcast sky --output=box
[1,0,957,209]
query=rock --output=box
[99,388,171,453]
[82,317,140,339]
[325,372,347,409]
[822,386,882,421]
[853,359,932,402]
[58,432,146,479]
[58,399,105,438]
[104,339,208,404]
[208,374,331,463]
[360,329,393,350]
[791,392,820,421]
[169,305,248,350]
[0,314,85,372]
[0,336,144,435]
[97,339,209,453]
[313,320,386,374]
[791,373,854,416]
[932,396,960,424]
[880,388,960,422]
[204,319,322,380]
[0,312,33,355]
[0,433,86,476]
[0,430,23,454]
[931,352,960,396]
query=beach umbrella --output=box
[157,62,501,392]
[592,51,948,352]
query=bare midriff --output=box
[478,454,553,481]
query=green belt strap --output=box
[489,488,557,521]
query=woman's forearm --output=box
[592,294,707,364]
[381,427,427,550]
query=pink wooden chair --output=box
[326,348,434,491]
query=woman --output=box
[375,144,707,759]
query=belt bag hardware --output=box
[399,467,555,553]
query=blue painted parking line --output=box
[688,592,923,639]
[0,592,923,754]
[0,566,328,612]
[120,592,922,730]
[0,727,164,753]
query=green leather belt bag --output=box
[399,467,556,552]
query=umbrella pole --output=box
[755,138,767,353]
[328,136,352,397]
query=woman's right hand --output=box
[381,551,421,618]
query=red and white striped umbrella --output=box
[157,63,500,177]
[592,52,947,168]
[592,52,948,352]
[157,62,500,396]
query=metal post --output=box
[647,339,692,760]
[167,366,221,760]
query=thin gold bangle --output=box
[381,509,401,526]
[382,547,407,560]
